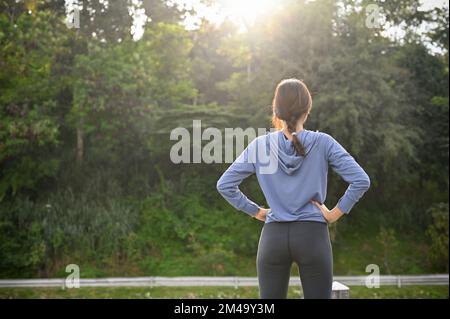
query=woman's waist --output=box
[265,210,327,224]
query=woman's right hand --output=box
[254,208,270,222]
[311,200,344,224]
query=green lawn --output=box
[0,286,447,299]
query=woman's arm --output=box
[216,142,262,217]
[324,133,371,215]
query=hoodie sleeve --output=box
[216,141,261,217]
[324,133,371,214]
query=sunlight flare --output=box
[217,0,280,26]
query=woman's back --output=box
[216,78,371,299]
[216,128,371,223]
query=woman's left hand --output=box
[311,200,344,224]
[254,208,270,222]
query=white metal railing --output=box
[0,274,447,288]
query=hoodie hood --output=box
[266,129,320,175]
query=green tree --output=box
[0,5,66,199]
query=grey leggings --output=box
[256,221,333,299]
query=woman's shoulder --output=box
[312,129,335,144]
[302,130,339,155]
[250,129,278,144]
[308,129,330,138]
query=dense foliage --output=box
[0,0,448,278]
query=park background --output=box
[0,0,448,298]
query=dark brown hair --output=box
[272,78,312,156]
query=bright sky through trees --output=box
[168,0,281,31]
[169,0,448,31]
[68,0,447,41]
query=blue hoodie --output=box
[216,128,371,224]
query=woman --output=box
[216,78,371,299]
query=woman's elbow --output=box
[216,177,227,195]
[216,179,223,193]
[361,173,371,191]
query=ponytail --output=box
[287,122,306,157]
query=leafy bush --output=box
[426,203,449,272]
[0,191,140,278]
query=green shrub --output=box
[426,203,449,272]
[0,191,140,277]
